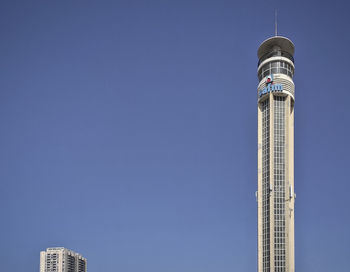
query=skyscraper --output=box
[40,247,87,272]
[257,36,295,272]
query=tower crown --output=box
[258,36,295,66]
[257,36,295,84]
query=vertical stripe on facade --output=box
[273,96,286,272]
[261,98,270,272]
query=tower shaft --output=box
[257,36,295,272]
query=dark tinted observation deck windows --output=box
[258,60,294,81]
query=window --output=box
[258,60,294,81]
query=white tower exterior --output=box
[40,247,87,272]
[257,36,295,272]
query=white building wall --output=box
[39,247,87,272]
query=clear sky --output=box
[1,0,349,271]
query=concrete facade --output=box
[39,247,87,272]
[257,36,295,272]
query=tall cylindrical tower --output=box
[257,36,295,272]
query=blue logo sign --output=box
[259,75,283,97]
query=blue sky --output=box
[1,0,350,271]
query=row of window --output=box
[273,96,286,270]
[262,99,271,272]
[258,60,294,81]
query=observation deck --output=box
[257,36,295,66]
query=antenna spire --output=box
[275,9,278,36]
